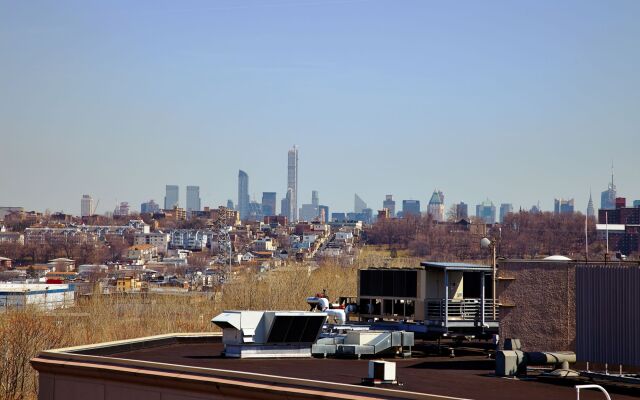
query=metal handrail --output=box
[426,298,498,321]
[575,384,611,400]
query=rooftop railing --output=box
[426,298,498,322]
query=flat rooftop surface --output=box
[107,341,638,400]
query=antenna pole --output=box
[605,211,609,256]
[585,214,589,262]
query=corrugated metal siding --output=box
[576,265,640,366]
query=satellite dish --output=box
[480,237,491,248]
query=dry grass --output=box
[0,262,358,400]
[356,245,421,268]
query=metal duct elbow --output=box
[326,309,346,325]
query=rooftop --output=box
[420,261,493,271]
[31,333,640,400]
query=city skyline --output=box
[10,162,638,218]
[1,1,639,213]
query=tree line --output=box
[366,211,609,261]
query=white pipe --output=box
[575,384,611,400]
[325,309,346,325]
[318,297,330,310]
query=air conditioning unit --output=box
[363,360,398,385]
[212,310,327,358]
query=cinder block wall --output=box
[497,260,576,352]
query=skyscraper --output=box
[287,146,298,221]
[238,170,250,220]
[247,201,263,222]
[318,205,329,224]
[227,199,235,210]
[499,203,513,223]
[455,202,468,220]
[402,200,421,217]
[427,190,445,222]
[81,194,93,217]
[114,202,130,216]
[186,186,201,212]
[262,192,277,216]
[141,200,160,214]
[354,194,367,213]
[299,191,320,221]
[554,198,575,215]
[476,199,496,224]
[164,185,179,210]
[601,165,616,210]
[586,191,595,219]
[383,195,396,217]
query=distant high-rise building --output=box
[587,192,595,219]
[164,185,179,210]
[378,208,390,220]
[332,212,347,223]
[186,186,201,212]
[280,188,292,219]
[402,200,421,217]
[499,203,513,223]
[300,191,319,221]
[287,146,299,221]
[354,194,367,213]
[318,205,329,224]
[261,192,277,216]
[554,198,575,215]
[141,200,160,214]
[455,202,468,220]
[114,202,130,217]
[238,170,250,220]
[247,201,263,222]
[530,203,541,214]
[227,199,235,210]
[300,204,319,222]
[476,199,496,224]
[427,190,445,222]
[383,195,396,217]
[600,166,617,210]
[81,194,93,217]
[634,200,640,208]
[347,209,373,224]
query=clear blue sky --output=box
[1,0,639,215]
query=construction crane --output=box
[91,199,100,216]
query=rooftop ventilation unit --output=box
[211,310,327,358]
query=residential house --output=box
[127,244,158,263]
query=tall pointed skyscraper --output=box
[587,190,595,219]
[287,146,298,222]
[600,164,617,210]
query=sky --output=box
[1,0,639,216]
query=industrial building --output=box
[0,283,74,310]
